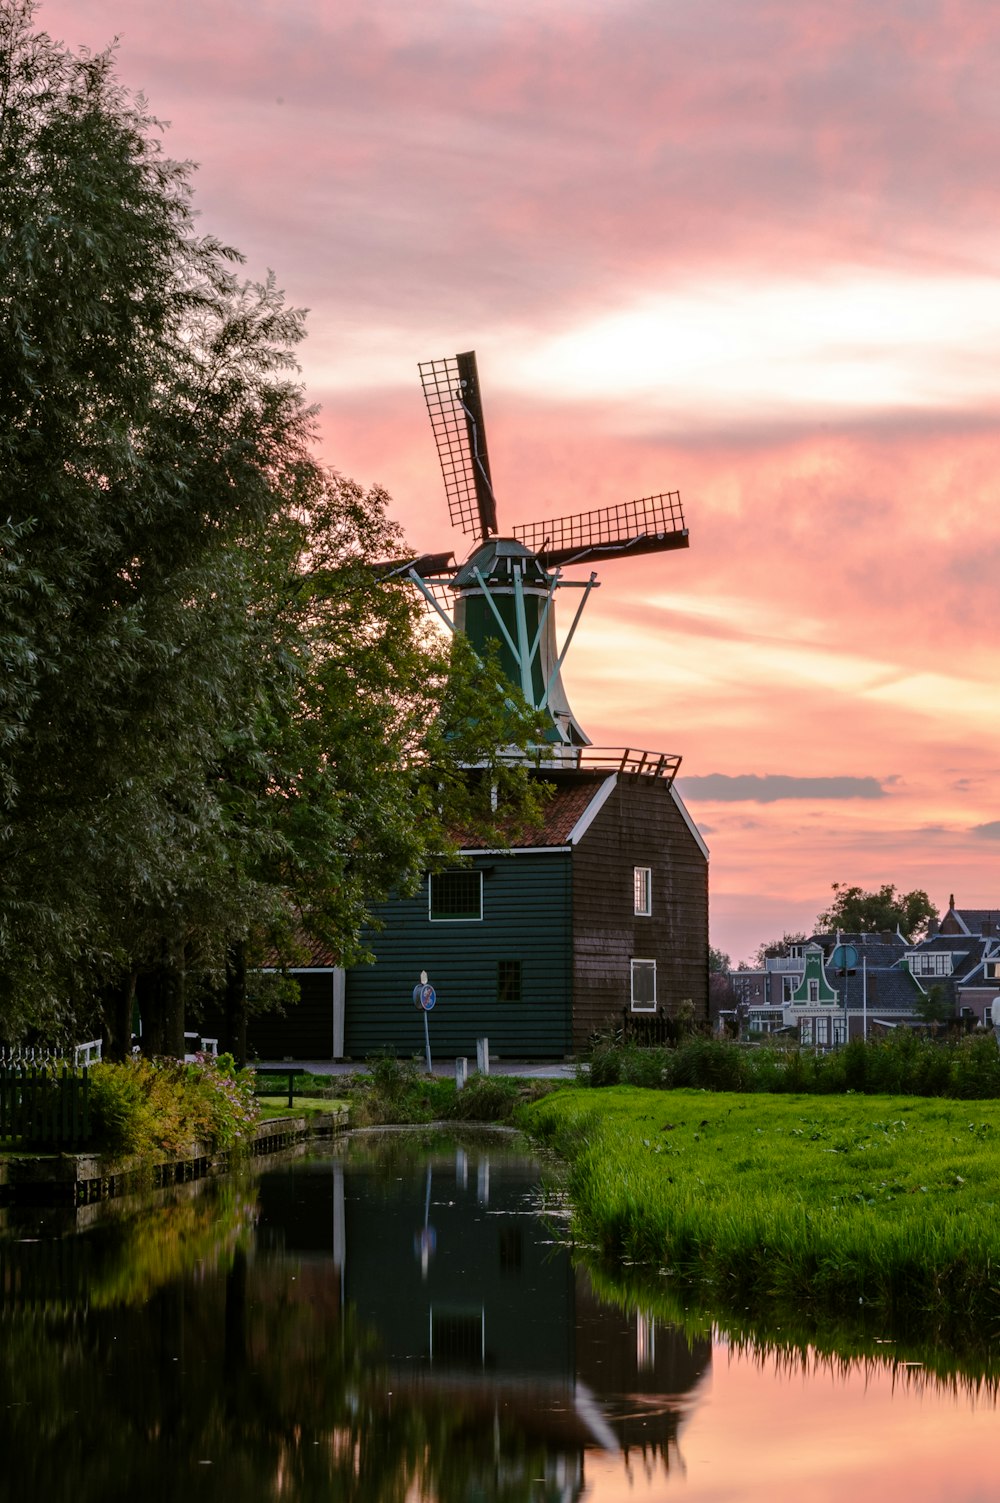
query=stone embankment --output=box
[0,1106,349,1205]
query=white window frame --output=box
[633,866,652,916]
[808,979,820,1002]
[911,952,953,977]
[800,1018,813,1045]
[630,958,657,1013]
[428,870,483,923]
[815,1015,829,1046]
[782,976,797,1003]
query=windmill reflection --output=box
[255,1133,711,1492]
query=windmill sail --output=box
[419,352,498,540]
[513,492,688,569]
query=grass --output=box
[257,1095,349,1119]
[583,1030,1000,1098]
[518,1085,1000,1339]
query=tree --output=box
[915,982,953,1032]
[0,3,545,1052]
[751,932,807,969]
[814,884,936,941]
[708,946,730,973]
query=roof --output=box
[810,931,908,969]
[262,933,341,969]
[834,966,924,1014]
[458,772,612,850]
[941,907,1000,937]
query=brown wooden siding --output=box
[570,778,708,1050]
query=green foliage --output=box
[916,982,953,1029]
[520,1085,1000,1331]
[751,931,807,968]
[582,1031,1000,1101]
[344,1055,453,1126]
[0,3,546,1047]
[815,882,937,939]
[448,1074,530,1123]
[708,946,730,973]
[89,1054,258,1157]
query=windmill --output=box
[379,350,689,753]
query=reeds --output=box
[520,1085,1000,1336]
[584,1030,1000,1097]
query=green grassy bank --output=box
[518,1085,1000,1337]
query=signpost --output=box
[412,971,436,1073]
[830,944,858,1044]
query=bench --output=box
[254,1066,300,1109]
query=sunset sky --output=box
[42,0,1000,963]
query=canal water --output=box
[0,1127,996,1502]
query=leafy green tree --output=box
[915,982,954,1032]
[708,946,730,973]
[0,3,545,1054]
[815,883,936,941]
[751,932,807,968]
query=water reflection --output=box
[0,1128,997,1503]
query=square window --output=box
[498,959,522,1003]
[631,958,657,1012]
[429,870,483,921]
[633,867,652,916]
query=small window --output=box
[498,959,522,1003]
[429,870,482,921]
[815,1015,829,1045]
[782,976,797,1003]
[911,952,952,977]
[808,979,819,1002]
[633,867,652,916]
[800,1017,813,1045]
[631,958,657,1012]
[833,1018,847,1045]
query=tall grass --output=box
[518,1085,1000,1337]
[584,1030,1000,1098]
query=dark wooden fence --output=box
[0,1066,92,1147]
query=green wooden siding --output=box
[345,853,573,1059]
[245,971,337,1061]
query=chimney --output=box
[926,918,940,937]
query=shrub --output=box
[448,1075,523,1122]
[89,1055,258,1157]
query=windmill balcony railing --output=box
[496,745,682,784]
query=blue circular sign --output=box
[412,983,436,1011]
[830,944,858,972]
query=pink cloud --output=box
[33,0,1000,960]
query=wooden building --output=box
[238,351,710,1061]
[336,754,706,1060]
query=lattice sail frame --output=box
[512,492,685,560]
[418,352,497,540]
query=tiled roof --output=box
[811,932,908,969]
[835,967,924,1014]
[946,908,1000,937]
[458,772,612,850]
[262,934,340,969]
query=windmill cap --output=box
[454,537,549,587]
